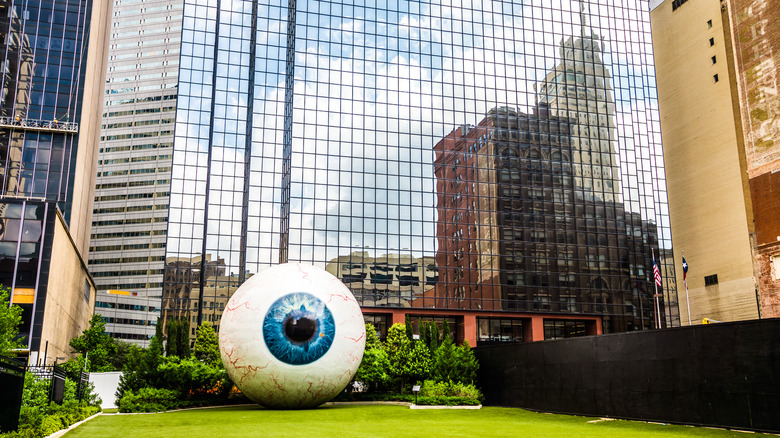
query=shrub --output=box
[156,357,226,397]
[419,380,483,403]
[354,346,390,392]
[5,399,100,438]
[414,396,481,406]
[118,388,179,413]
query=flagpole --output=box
[685,277,691,326]
[652,249,662,330]
[683,251,691,326]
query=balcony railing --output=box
[0,116,78,133]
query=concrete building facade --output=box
[89,0,184,345]
[651,0,779,323]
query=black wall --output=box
[474,318,780,432]
[0,358,25,433]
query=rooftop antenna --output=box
[579,0,587,36]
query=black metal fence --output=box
[0,357,90,433]
[27,363,90,404]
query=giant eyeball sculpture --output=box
[219,263,365,409]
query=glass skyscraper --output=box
[1,0,109,360]
[153,0,678,344]
[90,0,184,345]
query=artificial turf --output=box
[64,404,769,438]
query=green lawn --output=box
[65,405,767,438]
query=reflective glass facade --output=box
[0,0,95,349]
[163,0,679,343]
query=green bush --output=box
[118,388,180,413]
[156,357,226,397]
[117,324,233,410]
[3,400,100,438]
[355,344,391,392]
[414,396,481,406]
[419,380,483,402]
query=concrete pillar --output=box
[463,313,477,346]
[527,316,545,341]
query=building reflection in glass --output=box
[325,251,437,308]
[162,254,238,340]
[163,0,678,343]
[431,103,660,332]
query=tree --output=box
[154,317,163,340]
[407,340,432,384]
[354,324,390,392]
[166,318,179,357]
[0,286,24,356]
[355,346,390,392]
[404,314,413,341]
[143,334,164,384]
[364,323,382,350]
[116,334,163,402]
[385,323,431,392]
[432,335,457,383]
[69,313,117,372]
[452,340,479,384]
[419,321,430,349]
[428,322,439,353]
[441,319,451,342]
[177,318,191,358]
[108,340,137,371]
[194,321,220,366]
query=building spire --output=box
[579,0,588,36]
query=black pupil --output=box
[284,315,317,343]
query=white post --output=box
[685,277,691,326]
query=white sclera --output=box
[219,263,366,409]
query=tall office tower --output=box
[89,0,184,346]
[651,0,779,323]
[537,27,620,203]
[0,0,110,362]
[162,0,678,344]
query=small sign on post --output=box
[412,385,421,405]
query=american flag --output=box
[653,257,662,286]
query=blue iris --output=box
[263,292,336,365]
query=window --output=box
[477,318,524,344]
[83,279,91,302]
[707,19,712,28]
[713,74,719,83]
[544,320,587,340]
[704,274,718,286]
[712,55,717,64]
[709,37,715,46]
